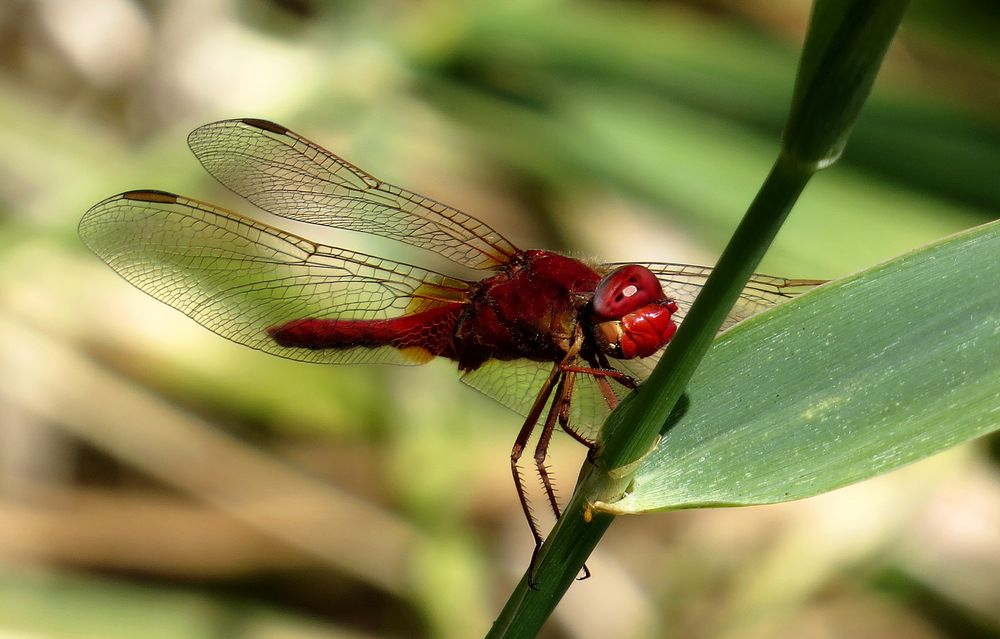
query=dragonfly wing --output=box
[80,190,471,365]
[187,118,519,270]
[461,358,628,439]
[563,369,631,439]
[601,262,823,380]
[612,262,823,330]
[460,359,554,418]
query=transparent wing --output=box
[608,262,823,329]
[79,190,471,365]
[461,359,630,440]
[187,118,519,270]
[605,262,824,380]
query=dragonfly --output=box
[80,118,821,571]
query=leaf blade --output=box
[611,220,1000,513]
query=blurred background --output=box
[1,1,998,637]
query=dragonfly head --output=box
[591,265,678,359]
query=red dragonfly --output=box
[80,118,819,564]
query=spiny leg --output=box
[595,351,640,390]
[521,370,574,585]
[552,372,594,581]
[533,371,572,524]
[558,353,639,448]
[522,338,639,582]
[529,369,598,582]
[511,363,561,552]
[559,362,643,577]
[556,369,591,448]
[560,364,638,389]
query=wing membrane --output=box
[187,118,519,270]
[461,359,630,440]
[604,262,824,380]
[610,262,823,329]
[79,190,471,365]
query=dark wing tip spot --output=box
[239,118,289,135]
[121,189,179,203]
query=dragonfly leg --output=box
[556,352,638,449]
[556,382,594,583]
[530,370,593,585]
[510,363,561,581]
[560,364,638,389]
[562,356,640,426]
[534,372,571,522]
[556,370,586,441]
[596,351,641,390]
[553,371,599,450]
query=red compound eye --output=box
[592,265,665,320]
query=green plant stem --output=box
[784,0,911,165]
[485,509,614,639]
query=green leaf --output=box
[601,220,1000,514]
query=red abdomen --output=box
[268,303,465,360]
